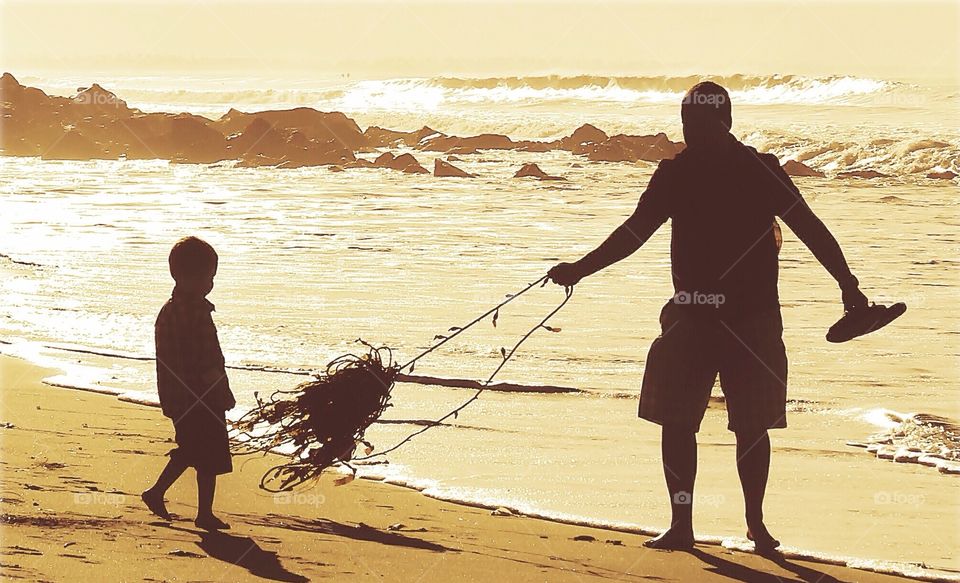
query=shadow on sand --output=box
[196,530,309,582]
[159,523,308,582]
[245,513,452,553]
[690,548,848,583]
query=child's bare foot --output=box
[643,526,695,550]
[141,489,172,520]
[747,523,781,555]
[195,514,230,531]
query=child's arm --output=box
[199,313,235,412]
[155,305,192,419]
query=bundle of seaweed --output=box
[232,341,399,492]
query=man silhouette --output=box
[548,81,868,553]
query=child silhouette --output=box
[142,236,236,531]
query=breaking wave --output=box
[337,74,897,109]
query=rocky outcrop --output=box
[41,129,114,160]
[416,132,559,155]
[373,152,429,174]
[419,133,516,152]
[782,159,825,178]
[837,170,888,179]
[514,140,561,152]
[434,158,475,177]
[364,125,440,148]
[0,74,362,167]
[513,163,564,181]
[582,133,683,162]
[73,83,133,115]
[560,123,608,153]
[215,107,366,150]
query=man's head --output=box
[169,236,218,297]
[681,81,732,149]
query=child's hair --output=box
[169,236,218,281]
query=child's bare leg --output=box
[142,456,187,519]
[194,471,229,530]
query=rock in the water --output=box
[782,159,825,178]
[917,455,949,468]
[893,448,923,463]
[434,158,475,178]
[343,158,376,169]
[514,139,560,153]
[1,74,367,168]
[227,117,288,161]
[73,83,133,116]
[560,123,608,153]
[364,125,440,148]
[419,133,515,152]
[373,152,428,174]
[41,129,115,160]
[875,446,896,460]
[583,133,683,163]
[513,162,565,181]
[446,146,478,155]
[215,107,366,150]
[926,170,957,180]
[837,170,888,179]
[167,114,229,163]
[938,462,960,475]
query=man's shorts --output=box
[638,302,788,433]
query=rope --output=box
[354,276,574,461]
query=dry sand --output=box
[0,355,927,582]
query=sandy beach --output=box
[1,354,943,582]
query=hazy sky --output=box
[1,1,956,81]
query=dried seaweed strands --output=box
[231,342,399,492]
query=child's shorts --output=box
[638,301,788,434]
[170,406,233,475]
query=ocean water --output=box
[1,73,958,575]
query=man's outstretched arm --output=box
[769,160,869,311]
[549,167,671,286]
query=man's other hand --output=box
[548,262,583,287]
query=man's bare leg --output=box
[644,426,697,549]
[735,428,780,553]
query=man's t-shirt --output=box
[628,137,808,318]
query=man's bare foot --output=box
[643,527,695,550]
[141,489,171,520]
[195,514,231,531]
[747,523,781,555]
